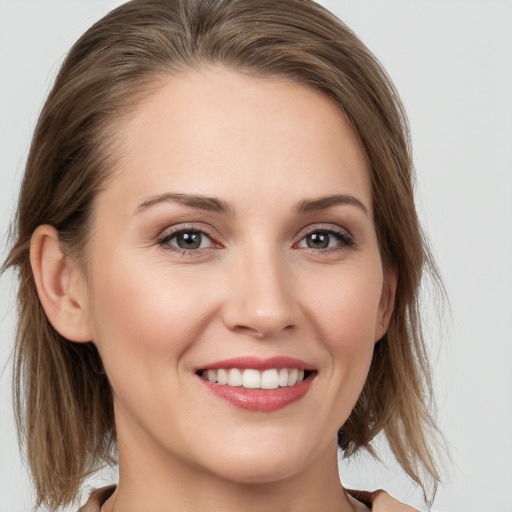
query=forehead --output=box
[101,67,371,214]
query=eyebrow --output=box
[134,192,368,217]
[295,194,369,216]
[134,192,236,215]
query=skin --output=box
[31,68,401,512]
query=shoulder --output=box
[372,490,420,511]
[347,489,420,511]
[77,486,116,512]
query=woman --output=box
[3,0,442,510]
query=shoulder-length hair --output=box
[4,0,443,508]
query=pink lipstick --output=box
[195,356,316,412]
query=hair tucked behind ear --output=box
[4,0,444,508]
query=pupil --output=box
[307,232,329,249]
[177,232,201,249]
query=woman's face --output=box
[80,68,395,484]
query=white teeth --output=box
[217,368,229,385]
[278,368,289,387]
[201,367,310,389]
[288,368,298,386]
[261,369,279,389]
[242,369,261,389]
[227,368,243,387]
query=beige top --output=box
[77,486,418,511]
[78,486,116,512]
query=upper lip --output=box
[195,356,316,372]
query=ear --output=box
[30,225,93,342]
[374,266,398,342]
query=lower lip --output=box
[199,375,314,412]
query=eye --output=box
[296,229,353,251]
[159,229,214,252]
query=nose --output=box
[221,246,297,339]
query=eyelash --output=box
[157,225,219,257]
[295,226,354,253]
[157,224,354,256]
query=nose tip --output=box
[221,256,297,339]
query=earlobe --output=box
[375,267,398,342]
[30,225,92,343]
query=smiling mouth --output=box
[198,368,316,390]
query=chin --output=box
[210,457,307,485]
[196,433,325,485]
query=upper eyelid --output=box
[158,223,219,240]
[295,223,353,239]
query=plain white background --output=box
[1,1,511,510]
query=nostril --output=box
[230,323,296,338]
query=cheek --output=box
[309,266,383,344]
[85,254,219,390]
[304,262,383,392]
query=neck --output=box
[104,424,355,512]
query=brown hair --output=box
[3,0,443,508]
